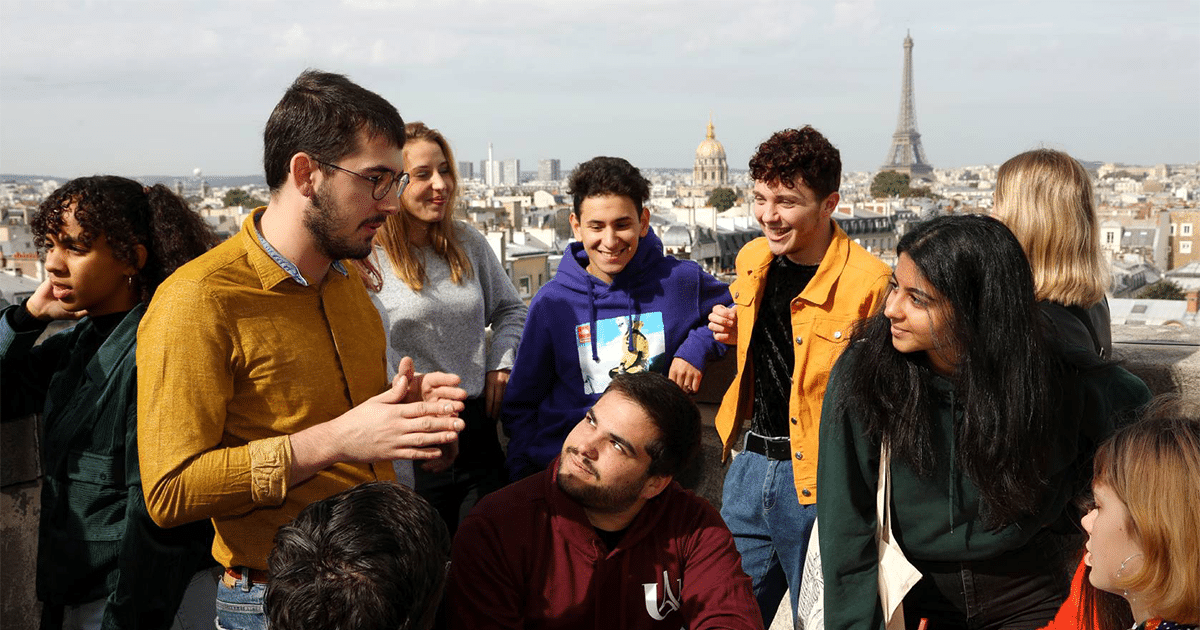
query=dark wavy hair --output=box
[263,69,406,192]
[266,482,450,630]
[605,372,701,478]
[567,156,650,218]
[837,214,1057,528]
[748,126,841,200]
[32,175,219,303]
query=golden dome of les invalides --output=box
[695,119,726,159]
[693,117,729,188]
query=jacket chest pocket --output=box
[809,316,854,374]
[63,450,127,541]
[730,278,756,309]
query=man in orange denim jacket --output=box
[707,126,890,627]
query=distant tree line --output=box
[707,187,738,212]
[870,171,937,199]
[1137,280,1186,300]
[223,188,265,209]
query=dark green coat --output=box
[1,303,213,630]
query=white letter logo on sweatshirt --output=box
[642,570,682,620]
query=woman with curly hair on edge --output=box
[2,176,219,630]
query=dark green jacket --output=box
[1,303,213,630]
[816,343,1152,630]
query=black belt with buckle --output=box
[744,432,791,461]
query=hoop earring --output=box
[1116,553,1143,598]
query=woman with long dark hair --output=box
[817,214,1150,630]
[1,176,219,629]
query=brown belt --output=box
[224,567,270,586]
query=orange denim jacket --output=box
[715,223,889,505]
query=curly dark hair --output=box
[567,156,650,218]
[748,126,841,200]
[32,175,220,303]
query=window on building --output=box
[1171,223,1177,236]
[1181,240,1192,254]
[518,276,531,297]
[1105,231,1115,244]
[1184,223,1194,236]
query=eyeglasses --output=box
[314,159,409,200]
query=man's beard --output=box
[556,448,646,515]
[303,185,380,261]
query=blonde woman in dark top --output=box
[994,148,1111,358]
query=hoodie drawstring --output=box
[589,277,600,362]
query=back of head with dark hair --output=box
[263,69,407,192]
[604,372,700,478]
[567,156,650,218]
[32,175,219,302]
[265,481,451,630]
[748,126,841,200]
[839,214,1057,528]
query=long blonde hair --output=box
[1092,395,1200,624]
[993,148,1108,306]
[372,122,472,291]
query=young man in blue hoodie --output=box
[501,156,731,481]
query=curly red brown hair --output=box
[748,126,841,200]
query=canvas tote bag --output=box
[794,444,923,630]
[877,443,923,630]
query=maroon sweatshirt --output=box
[445,460,763,630]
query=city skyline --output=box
[1,0,1197,178]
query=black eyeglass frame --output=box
[313,159,409,200]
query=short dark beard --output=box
[556,449,646,515]
[303,185,376,261]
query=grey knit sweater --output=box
[371,220,527,398]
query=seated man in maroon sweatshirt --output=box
[446,372,762,630]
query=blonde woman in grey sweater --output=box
[357,122,527,534]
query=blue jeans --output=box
[720,447,816,628]
[214,572,266,630]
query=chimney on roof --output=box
[1188,290,1198,314]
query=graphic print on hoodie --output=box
[501,226,732,481]
[577,312,666,394]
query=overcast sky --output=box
[1,0,1197,178]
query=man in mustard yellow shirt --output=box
[707,126,890,627]
[137,70,466,630]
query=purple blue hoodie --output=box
[501,227,731,480]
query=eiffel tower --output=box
[881,32,933,180]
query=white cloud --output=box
[832,0,879,34]
[273,23,313,58]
